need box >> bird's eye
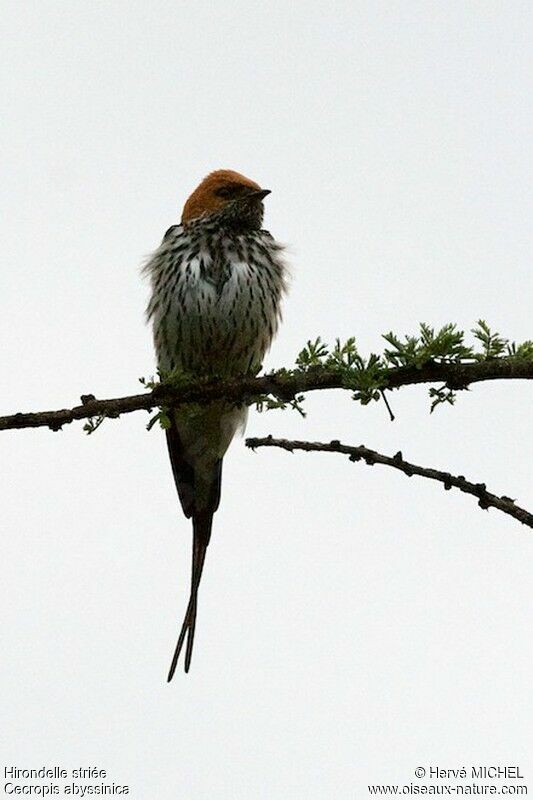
[215,186,235,199]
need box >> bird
[144,170,288,679]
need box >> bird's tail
[167,510,213,681]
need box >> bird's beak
[251,189,271,201]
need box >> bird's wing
[165,421,195,519]
[165,420,223,519]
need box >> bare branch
[245,436,533,529]
[0,357,531,433]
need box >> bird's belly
[155,261,272,464]
[146,231,286,467]
[158,259,277,378]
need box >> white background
[1,1,532,797]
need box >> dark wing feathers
[165,423,195,518]
[165,418,223,678]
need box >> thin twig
[245,436,533,529]
[380,390,395,421]
[0,358,531,433]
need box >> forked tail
[167,511,213,681]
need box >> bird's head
[181,170,271,231]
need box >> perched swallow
[144,170,288,679]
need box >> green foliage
[293,321,532,413]
[139,374,159,390]
[254,393,306,417]
[472,320,533,361]
[382,323,474,367]
[296,337,384,404]
[507,340,533,359]
[83,415,107,435]
[146,410,171,431]
[141,371,200,431]
[138,321,531,426]
[472,320,507,359]
[295,337,329,368]
[139,376,171,430]
[428,385,457,413]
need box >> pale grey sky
[1,1,532,798]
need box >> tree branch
[245,436,533,529]
[0,357,531,433]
